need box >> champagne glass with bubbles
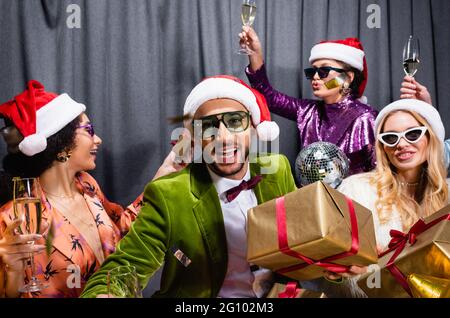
[107,265,143,298]
[238,0,257,55]
[13,177,47,293]
[403,35,420,77]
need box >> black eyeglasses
[193,111,250,139]
[304,66,346,80]
[77,123,95,137]
[378,126,428,147]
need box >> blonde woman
[400,75,450,167]
[338,99,449,250]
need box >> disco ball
[295,141,350,189]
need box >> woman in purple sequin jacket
[239,27,379,175]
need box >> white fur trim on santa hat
[183,78,261,125]
[358,96,368,104]
[375,99,445,142]
[256,120,280,141]
[18,133,47,156]
[18,93,86,156]
[309,42,364,71]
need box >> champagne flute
[237,0,257,55]
[107,265,142,298]
[403,35,420,77]
[13,177,47,293]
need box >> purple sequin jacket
[246,64,379,175]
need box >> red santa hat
[375,99,445,142]
[183,75,279,141]
[0,80,86,156]
[309,37,368,100]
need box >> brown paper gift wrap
[247,181,378,281]
[357,207,450,298]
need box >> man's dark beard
[207,147,250,178]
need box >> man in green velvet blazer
[81,76,296,298]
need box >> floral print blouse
[0,172,143,298]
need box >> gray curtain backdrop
[1,0,449,205]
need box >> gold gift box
[247,181,378,281]
[358,207,450,298]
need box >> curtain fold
[40,0,60,28]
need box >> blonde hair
[371,110,448,230]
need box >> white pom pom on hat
[375,99,445,142]
[0,80,86,156]
[18,133,47,156]
[183,75,279,141]
[256,121,280,142]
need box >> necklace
[47,195,95,227]
[43,189,76,199]
[41,178,77,199]
[393,171,423,188]
[47,195,105,263]
[399,181,419,187]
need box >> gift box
[357,206,450,298]
[247,181,378,281]
[266,282,326,298]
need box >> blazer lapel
[250,159,283,204]
[188,158,283,296]
[190,164,228,297]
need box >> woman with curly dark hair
[0,80,178,297]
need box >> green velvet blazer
[81,154,296,298]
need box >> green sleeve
[80,182,171,298]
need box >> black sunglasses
[193,111,250,139]
[304,66,346,80]
[77,123,95,137]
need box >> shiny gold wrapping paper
[247,181,378,280]
[408,274,450,298]
[358,207,450,298]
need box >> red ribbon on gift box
[275,195,359,275]
[278,282,301,298]
[378,212,450,297]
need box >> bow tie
[224,175,262,203]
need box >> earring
[56,151,72,163]
[340,82,351,96]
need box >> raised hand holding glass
[237,0,257,55]
[13,177,48,293]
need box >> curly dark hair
[0,116,80,205]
